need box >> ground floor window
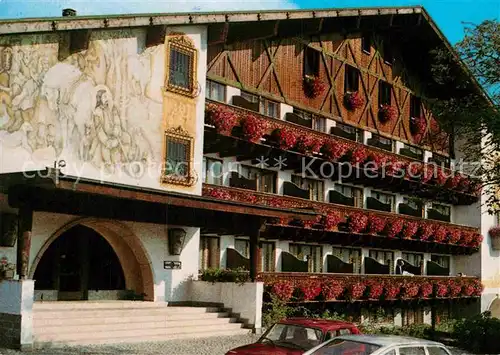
[234,238,250,258]
[261,242,275,272]
[289,244,322,272]
[402,307,424,326]
[199,236,220,271]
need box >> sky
[0,0,498,44]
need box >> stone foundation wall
[0,313,21,348]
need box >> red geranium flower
[271,281,295,301]
[321,140,350,161]
[323,280,345,300]
[448,280,462,297]
[344,91,365,110]
[367,215,386,234]
[420,282,433,298]
[433,225,448,243]
[303,76,327,98]
[208,188,231,200]
[299,280,322,301]
[384,218,404,238]
[321,212,343,231]
[295,135,322,154]
[379,104,398,123]
[402,221,418,239]
[348,282,366,300]
[271,128,297,150]
[384,282,401,299]
[418,223,434,241]
[349,146,368,166]
[348,212,368,233]
[365,280,384,299]
[206,103,238,135]
[401,281,420,298]
[434,281,449,297]
[241,114,268,143]
[447,229,462,245]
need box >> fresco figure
[0,47,14,130]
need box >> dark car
[225,318,361,355]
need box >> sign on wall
[164,261,182,269]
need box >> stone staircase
[32,301,250,348]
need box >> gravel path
[0,335,476,355]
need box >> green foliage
[452,311,500,353]
[262,295,292,328]
[199,267,250,284]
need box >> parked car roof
[331,334,444,347]
[279,318,358,331]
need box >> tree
[429,19,500,212]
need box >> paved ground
[0,335,477,355]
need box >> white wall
[190,280,263,330]
[0,25,207,197]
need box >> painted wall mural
[0,30,165,180]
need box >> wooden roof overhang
[0,170,317,234]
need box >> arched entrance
[31,218,155,301]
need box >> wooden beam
[146,25,167,48]
[16,204,32,279]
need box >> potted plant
[303,75,327,98]
[489,227,500,250]
[344,91,364,111]
[0,257,15,280]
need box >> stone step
[33,301,169,310]
[33,311,231,327]
[33,306,222,319]
[33,323,246,343]
[34,317,239,334]
[34,328,251,348]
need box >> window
[166,35,197,96]
[403,144,423,158]
[234,239,250,258]
[402,252,423,267]
[291,175,325,202]
[335,122,363,143]
[261,242,275,272]
[410,95,421,119]
[163,127,194,186]
[206,80,225,102]
[403,197,422,213]
[432,203,451,216]
[361,34,371,53]
[289,244,322,272]
[372,191,395,211]
[399,346,425,355]
[427,347,451,355]
[378,81,392,106]
[344,65,360,93]
[369,250,393,267]
[304,46,320,77]
[241,91,280,119]
[239,165,277,194]
[382,40,393,65]
[199,236,220,271]
[334,184,364,208]
[431,254,450,268]
[202,157,223,185]
[402,308,424,326]
[313,116,327,133]
[332,247,361,273]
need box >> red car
[225,318,361,355]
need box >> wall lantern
[168,228,187,255]
[489,227,500,251]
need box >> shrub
[199,267,250,284]
[452,312,500,354]
[262,295,292,328]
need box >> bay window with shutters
[199,236,220,271]
[289,244,322,272]
[202,156,223,185]
[291,175,325,202]
[332,247,361,273]
[163,127,194,186]
[260,242,275,272]
[239,165,277,194]
[166,34,197,97]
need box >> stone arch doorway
[489,297,500,319]
[30,218,155,301]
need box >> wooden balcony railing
[202,184,482,251]
[256,272,482,303]
[205,100,479,205]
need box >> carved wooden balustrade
[202,184,482,252]
[256,272,483,303]
[204,99,479,205]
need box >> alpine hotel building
[0,5,499,349]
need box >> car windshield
[310,339,382,355]
[259,323,323,350]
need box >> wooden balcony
[256,272,482,303]
[202,184,481,255]
[204,100,479,206]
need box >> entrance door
[34,225,125,301]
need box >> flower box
[344,92,364,111]
[303,76,327,98]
